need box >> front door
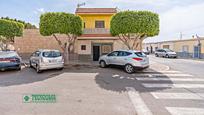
[93,46,100,61]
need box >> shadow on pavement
[0,64,173,94]
[95,66,174,93]
[0,68,64,87]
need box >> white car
[99,50,149,74]
[155,49,177,58]
[29,49,64,73]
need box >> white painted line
[134,73,193,77]
[142,71,181,73]
[125,87,152,115]
[136,77,204,82]
[151,92,204,100]
[166,107,204,115]
[142,83,204,88]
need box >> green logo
[23,94,56,103]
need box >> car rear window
[42,51,61,58]
[134,52,146,57]
[0,52,17,58]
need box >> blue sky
[1,0,204,42]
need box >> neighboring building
[144,38,204,58]
[14,8,135,61]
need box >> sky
[0,0,204,43]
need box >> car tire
[165,54,169,58]
[36,64,42,73]
[124,64,135,74]
[29,61,33,68]
[17,65,21,71]
[100,60,107,68]
[58,67,64,70]
[155,54,159,57]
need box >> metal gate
[193,45,201,58]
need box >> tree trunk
[64,43,69,65]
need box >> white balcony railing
[83,28,110,34]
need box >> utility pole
[179,32,183,40]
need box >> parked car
[0,51,21,71]
[99,50,149,74]
[155,49,177,58]
[142,49,150,55]
[29,49,64,73]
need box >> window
[95,21,105,28]
[101,45,112,54]
[118,51,132,56]
[182,45,189,52]
[81,45,86,50]
[135,52,146,57]
[107,51,119,56]
[42,51,61,58]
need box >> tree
[39,12,82,64]
[110,11,159,50]
[1,17,37,29]
[0,19,24,50]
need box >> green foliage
[110,11,160,37]
[1,17,37,29]
[40,12,82,36]
[0,19,24,40]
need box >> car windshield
[42,51,61,58]
[134,52,146,57]
[0,52,17,58]
[164,49,174,52]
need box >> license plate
[49,60,57,63]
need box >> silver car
[99,50,149,74]
[155,49,177,58]
[30,49,64,73]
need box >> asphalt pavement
[0,56,203,115]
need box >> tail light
[9,58,17,62]
[0,58,18,62]
[132,57,143,61]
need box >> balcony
[83,28,110,34]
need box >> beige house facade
[144,38,204,58]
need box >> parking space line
[142,83,204,88]
[141,71,181,73]
[133,73,193,77]
[151,92,204,100]
[125,87,152,115]
[136,77,204,81]
[166,107,204,115]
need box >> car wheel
[100,60,107,68]
[17,65,21,71]
[36,64,42,73]
[124,64,135,74]
[165,54,169,58]
[58,67,64,70]
[29,61,33,68]
[155,54,159,57]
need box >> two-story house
[14,8,130,61]
[75,8,128,61]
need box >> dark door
[93,46,100,61]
